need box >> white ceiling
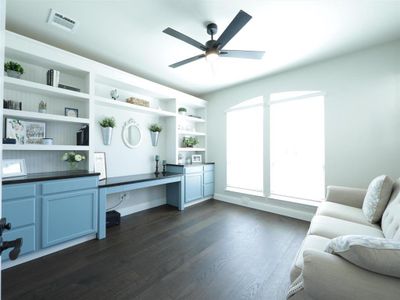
[6,0,400,96]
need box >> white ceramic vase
[101,127,113,145]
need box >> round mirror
[122,119,142,148]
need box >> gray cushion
[382,178,400,240]
[326,235,400,278]
[362,175,394,223]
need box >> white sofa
[289,178,400,300]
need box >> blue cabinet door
[42,189,98,248]
[185,173,203,203]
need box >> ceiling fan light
[206,48,219,63]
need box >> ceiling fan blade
[169,54,206,68]
[220,50,265,60]
[163,27,207,51]
[216,10,252,49]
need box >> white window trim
[226,187,265,197]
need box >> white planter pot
[7,70,22,78]
[150,131,159,147]
[101,127,113,145]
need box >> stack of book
[3,99,22,110]
[47,69,60,87]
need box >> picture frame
[2,159,27,178]
[192,154,202,164]
[65,107,79,118]
[5,118,46,144]
[94,152,107,180]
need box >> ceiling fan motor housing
[207,23,218,36]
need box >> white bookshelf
[177,147,206,152]
[3,144,90,151]
[176,115,206,123]
[177,130,206,136]
[3,109,90,124]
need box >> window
[226,97,264,196]
[270,91,325,201]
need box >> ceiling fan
[163,10,265,68]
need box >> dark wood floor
[2,200,308,300]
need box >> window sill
[225,187,265,197]
[268,194,321,207]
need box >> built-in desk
[97,172,184,239]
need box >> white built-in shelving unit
[2,31,208,172]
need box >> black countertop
[3,170,100,185]
[98,172,183,188]
[166,162,215,167]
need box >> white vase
[150,131,159,147]
[101,127,113,145]
[7,70,22,78]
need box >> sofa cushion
[325,235,400,278]
[317,202,379,228]
[309,216,384,239]
[382,178,400,241]
[290,235,331,282]
[362,175,394,223]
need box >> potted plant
[38,101,47,113]
[182,137,199,148]
[4,61,24,78]
[62,152,86,169]
[149,123,162,147]
[99,117,116,145]
[178,107,187,115]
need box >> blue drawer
[42,176,98,195]
[204,164,215,171]
[3,184,36,201]
[185,166,203,174]
[2,225,36,261]
[204,183,214,197]
[3,198,35,228]
[204,171,214,184]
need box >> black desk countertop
[98,172,183,188]
[3,170,100,185]
[166,162,215,167]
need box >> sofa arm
[301,250,400,300]
[326,186,366,208]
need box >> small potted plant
[183,137,199,148]
[62,152,86,169]
[38,101,47,113]
[178,107,187,115]
[149,123,162,147]
[4,61,24,79]
[99,117,116,145]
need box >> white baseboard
[214,193,314,221]
[2,234,97,270]
[116,198,166,217]
[184,196,212,207]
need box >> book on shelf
[3,99,22,110]
[46,69,60,87]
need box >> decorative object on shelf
[178,107,187,115]
[3,138,16,144]
[99,117,116,145]
[94,152,107,180]
[41,138,53,145]
[2,159,27,178]
[154,155,160,175]
[186,157,191,164]
[192,154,202,164]
[122,118,142,149]
[76,125,89,146]
[162,160,167,175]
[46,69,60,87]
[3,99,22,110]
[188,114,202,119]
[126,97,149,107]
[182,136,199,148]
[65,107,79,118]
[38,101,47,113]
[62,152,86,170]
[110,89,119,100]
[5,118,46,144]
[58,83,81,92]
[4,61,24,78]
[149,123,162,147]
[178,153,184,165]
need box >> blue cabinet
[185,173,203,203]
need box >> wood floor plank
[2,200,309,300]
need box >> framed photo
[65,107,79,118]
[5,118,46,144]
[192,154,202,164]
[2,159,27,178]
[94,152,107,180]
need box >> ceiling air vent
[47,9,79,32]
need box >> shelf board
[4,77,90,101]
[177,130,206,136]
[3,109,90,124]
[177,115,206,123]
[95,96,176,117]
[178,147,206,152]
[3,144,90,151]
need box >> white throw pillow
[362,175,394,223]
[326,235,400,278]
